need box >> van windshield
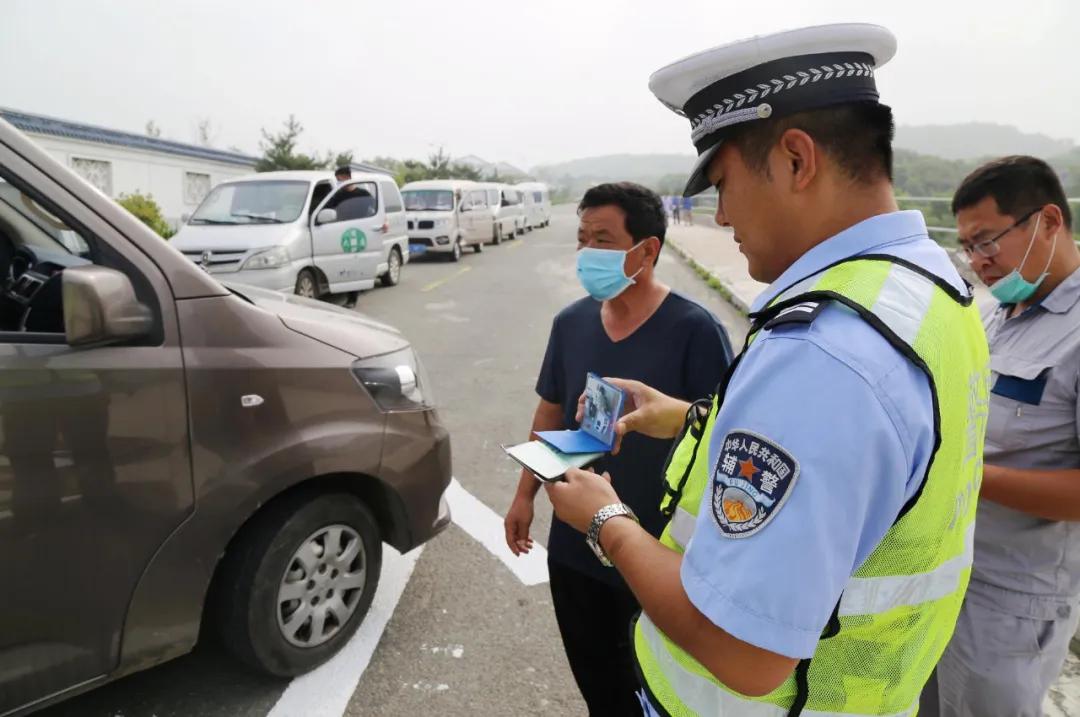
[403,190,455,211]
[190,180,309,225]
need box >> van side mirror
[63,266,153,347]
[459,204,471,213]
[500,199,510,207]
[316,208,338,225]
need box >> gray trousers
[921,585,1079,717]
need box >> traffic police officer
[922,156,1080,716]
[545,24,991,716]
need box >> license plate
[409,244,427,255]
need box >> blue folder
[535,373,625,455]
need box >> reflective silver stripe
[668,506,696,549]
[638,615,916,716]
[771,274,821,307]
[840,521,974,617]
[870,264,935,345]
[671,518,972,617]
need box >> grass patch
[668,241,747,317]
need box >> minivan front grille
[181,249,247,272]
[418,220,435,230]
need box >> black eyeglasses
[960,207,1041,258]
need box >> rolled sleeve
[681,330,924,658]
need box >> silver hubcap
[297,274,316,298]
[389,252,401,283]
[276,524,366,648]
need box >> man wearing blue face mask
[503,181,733,715]
[922,156,1080,717]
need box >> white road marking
[267,480,547,716]
[445,478,549,586]
[266,544,423,717]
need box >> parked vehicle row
[171,170,410,300]
[401,179,551,262]
[0,116,452,715]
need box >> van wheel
[449,239,462,262]
[491,225,501,246]
[474,241,483,254]
[295,269,319,299]
[213,493,381,677]
[380,247,402,287]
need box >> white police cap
[649,23,897,196]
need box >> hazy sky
[3,0,1077,169]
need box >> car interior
[0,180,94,335]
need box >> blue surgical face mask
[990,213,1055,304]
[576,242,646,301]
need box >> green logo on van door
[341,228,367,253]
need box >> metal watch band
[586,503,639,567]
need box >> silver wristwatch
[586,503,639,567]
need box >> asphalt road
[38,203,746,717]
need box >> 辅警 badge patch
[711,430,800,538]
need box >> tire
[294,269,319,299]
[449,238,462,262]
[380,247,402,287]
[490,225,502,246]
[213,493,382,677]
[473,241,483,254]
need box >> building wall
[25,134,255,227]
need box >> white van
[172,171,409,298]
[477,182,525,244]
[401,180,494,261]
[516,182,552,231]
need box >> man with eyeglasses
[922,155,1080,717]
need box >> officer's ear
[775,128,817,193]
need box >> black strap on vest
[786,599,843,717]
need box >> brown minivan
[0,120,452,716]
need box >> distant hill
[455,154,527,179]
[531,153,694,181]
[895,123,1075,161]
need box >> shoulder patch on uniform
[763,301,826,330]
[711,430,800,538]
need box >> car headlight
[435,218,452,228]
[241,246,290,270]
[351,348,435,412]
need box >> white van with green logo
[172,170,409,298]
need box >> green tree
[118,192,174,239]
[255,115,350,172]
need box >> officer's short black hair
[578,182,666,252]
[952,155,1072,229]
[728,102,895,184]
[335,165,352,179]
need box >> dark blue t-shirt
[536,291,733,586]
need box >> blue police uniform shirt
[681,210,968,659]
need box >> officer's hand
[545,468,619,534]
[604,378,691,455]
[503,493,535,556]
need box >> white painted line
[446,478,549,586]
[267,544,423,717]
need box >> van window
[487,190,499,206]
[308,181,334,218]
[403,190,455,211]
[533,191,543,203]
[0,172,159,340]
[381,183,403,213]
[191,181,308,224]
[324,182,378,222]
[466,190,486,208]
